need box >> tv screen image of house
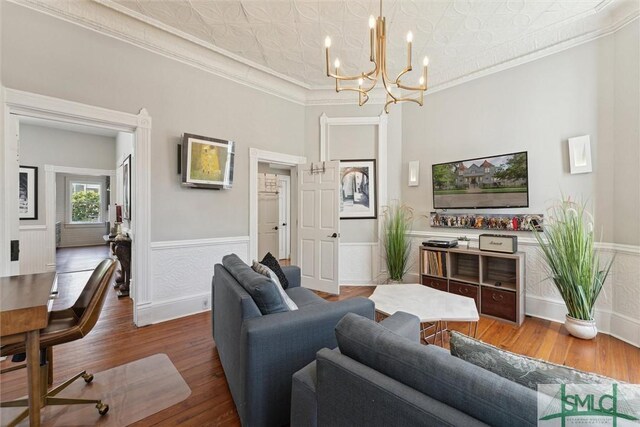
[432,151,529,209]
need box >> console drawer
[449,281,479,310]
[421,276,447,292]
[481,287,516,323]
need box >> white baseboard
[136,292,211,326]
[526,295,639,347]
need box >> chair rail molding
[249,148,306,262]
[2,88,152,326]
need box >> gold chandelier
[324,0,429,113]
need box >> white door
[277,175,290,260]
[258,192,279,259]
[297,161,340,294]
[3,115,21,275]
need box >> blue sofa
[212,254,374,427]
[291,313,539,427]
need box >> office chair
[1,258,118,426]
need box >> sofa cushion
[252,261,298,311]
[222,254,288,315]
[285,287,327,308]
[260,252,289,289]
[335,313,538,427]
[449,331,618,390]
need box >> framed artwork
[339,159,376,219]
[122,155,131,220]
[181,133,235,189]
[19,165,38,220]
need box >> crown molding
[8,0,639,108]
[9,0,308,105]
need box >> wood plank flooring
[1,284,638,426]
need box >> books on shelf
[422,250,447,277]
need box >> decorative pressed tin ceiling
[110,0,638,89]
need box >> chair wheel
[82,373,94,383]
[96,403,109,415]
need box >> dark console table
[103,234,132,298]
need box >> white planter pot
[565,315,598,339]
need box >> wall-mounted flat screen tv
[432,151,529,209]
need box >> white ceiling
[110,0,638,89]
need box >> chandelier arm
[396,82,427,91]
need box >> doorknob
[282,223,287,226]
[327,232,338,238]
[273,226,279,231]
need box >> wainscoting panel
[143,236,250,325]
[19,225,54,274]
[339,242,379,285]
[408,231,640,347]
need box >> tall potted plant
[381,202,414,283]
[532,198,613,339]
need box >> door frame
[319,113,389,280]
[1,88,152,326]
[249,148,305,262]
[277,175,291,260]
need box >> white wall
[613,21,640,247]
[402,34,616,240]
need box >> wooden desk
[1,272,57,426]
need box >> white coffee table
[369,284,479,345]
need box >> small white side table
[369,284,479,345]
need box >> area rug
[1,353,191,426]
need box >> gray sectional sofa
[212,254,374,427]
[291,312,539,427]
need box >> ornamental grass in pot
[532,198,613,339]
[382,202,414,283]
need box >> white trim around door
[2,88,152,326]
[249,148,306,262]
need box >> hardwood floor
[1,284,638,426]
[56,245,111,273]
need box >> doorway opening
[248,149,306,264]
[257,163,291,265]
[2,89,151,326]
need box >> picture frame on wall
[19,165,38,220]
[122,155,131,220]
[181,133,235,190]
[339,159,377,219]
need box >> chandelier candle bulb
[369,16,375,61]
[324,36,331,48]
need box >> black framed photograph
[122,155,131,220]
[181,133,235,190]
[19,165,38,220]
[339,159,377,219]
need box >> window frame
[66,178,105,225]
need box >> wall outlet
[202,297,209,310]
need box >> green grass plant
[382,202,414,281]
[532,198,613,321]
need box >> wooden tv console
[419,246,525,326]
